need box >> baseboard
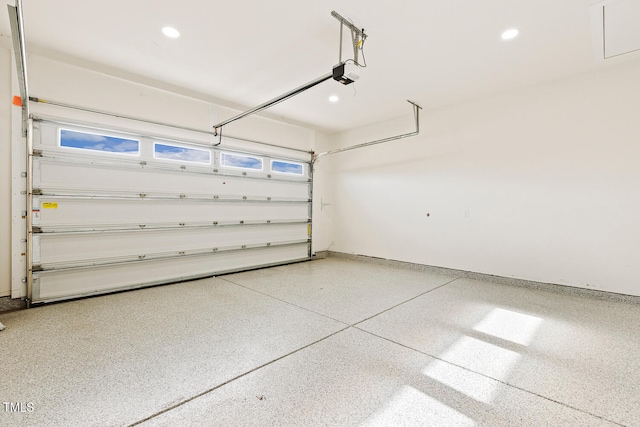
[0,296,28,312]
[312,251,329,259]
[326,251,640,305]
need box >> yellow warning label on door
[307,224,312,236]
[42,202,58,209]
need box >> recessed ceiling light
[162,27,181,38]
[501,29,519,40]
[329,95,339,103]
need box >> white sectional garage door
[30,119,312,303]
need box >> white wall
[26,55,316,153]
[319,60,640,296]
[0,46,12,297]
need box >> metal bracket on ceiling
[212,11,367,135]
[331,10,367,66]
[312,100,423,164]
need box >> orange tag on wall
[13,96,23,106]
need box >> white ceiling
[1,0,639,133]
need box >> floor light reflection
[437,336,521,381]
[422,308,543,404]
[473,308,543,346]
[362,385,475,427]
[424,359,498,403]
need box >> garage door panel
[35,223,309,265]
[30,119,313,303]
[33,197,309,226]
[33,244,309,302]
[36,159,310,199]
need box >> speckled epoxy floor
[0,256,638,426]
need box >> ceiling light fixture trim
[501,28,519,40]
[162,27,181,38]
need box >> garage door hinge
[32,226,42,233]
[32,188,42,195]
[32,150,43,157]
[32,264,43,272]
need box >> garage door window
[59,129,140,155]
[271,160,304,175]
[221,152,263,171]
[154,143,211,164]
